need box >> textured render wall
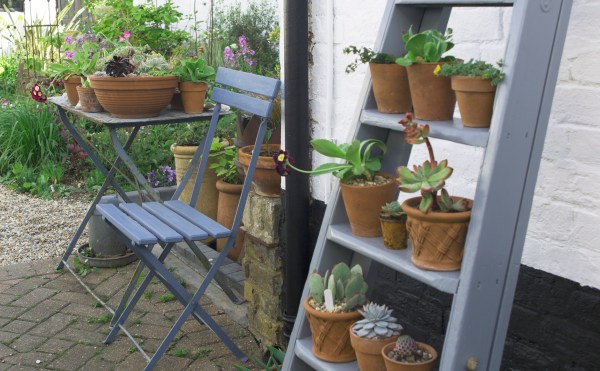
[309,1,600,289]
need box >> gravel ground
[0,184,90,266]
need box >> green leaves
[396,27,455,66]
[176,57,216,83]
[439,59,505,86]
[396,160,453,212]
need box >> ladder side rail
[440,1,572,369]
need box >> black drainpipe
[281,0,310,342]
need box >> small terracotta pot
[215,179,244,261]
[237,144,281,197]
[339,174,398,237]
[369,63,412,114]
[304,297,362,363]
[401,196,472,271]
[75,86,103,113]
[179,81,208,114]
[406,62,455,121]
[380,215,408,250]
[63,75,82,105]
[381,342,438,371]
[451,75,497,128]
[349,328,399,371]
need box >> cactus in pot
[308,262,367,313]
[380,201,408,250]
[382,334,438,370]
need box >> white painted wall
[308,1,600,289]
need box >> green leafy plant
[48,42,101,87]
[87,313,113,324]
[352,303,403,339]
[176,56,216,83]
[380,201,406,220]
[343,46,397,73]
[273,139,387,183]
[395,27,455,66]
[158,293,176,303]
[437,59,505,86]
[308,262,368,313]
[209,145,241,184]
[234,345,285,371]
[396,113,470,213]
[172,348,189,357]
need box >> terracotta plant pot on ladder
[451,75,497,128]
[405,62,455,121]
[370,63,412,113]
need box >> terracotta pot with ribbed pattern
[401,196,472,271]
[88,75,177,118]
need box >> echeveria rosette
[397,160,453,213]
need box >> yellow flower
[277,153,286,162]
[433,64,441,76]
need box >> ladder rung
[396,0,514,6]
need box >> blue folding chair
[96,68,281,370]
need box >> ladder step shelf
[295,337,357,371]
[396,0,514,6]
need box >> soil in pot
[401,196,472,271]
[64,75,82,105]
[370,63,412,114]
[451,75,497,128]
[380,215,408,250]
[339,174,398,237]
[304,297,362,363]
[76,86,103,113]
[406,62,455,121]
[215,179,245,262]
[237,144,281,197]
[381,341,438,371]
[350,329,399,371]
[179,81,208,114]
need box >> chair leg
[110,260,146,327]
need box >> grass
[158,293,176,303]
[193,347,213,360]
[143,290,154,300]
[172,348,189,357]
[88,313,113,324]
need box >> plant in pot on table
[350,303,403,371]
[274,138,397,236]
[305,262,368,362]
[396,113,472,271]
[381,334,438,371]
[343,46,411,113]
[395,27,456,121]
[175,55,216,114]
[436,59,505,128]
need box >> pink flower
[64,50,75,60]
[118,36,125,42]
[1,98,8,107]
[123,31,131,39]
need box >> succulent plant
[380,201,406,220]
[105,56,135,77]
[394,335,418,356]
[387,334,435,363]
[396,113,470,213]
[308,262,367,313]
[352,303,403,339]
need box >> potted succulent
[381,334,438,371]
[48,40,102,111]
[274,139,398,237]
[305,262,368,362]
[380,201,408,250]
[88,45,178,118]
[396,27,456,121]
[437,59,505,128]
[349,303,403,371]
[175,56,216,114]
[209,144,245,261]
[343,46,411,114]
[396,113,472,271]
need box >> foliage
[343,46,397,73]
[104,56,135,77]
[86,0,189,57]
[274,139,387,183]
[308,262,368,313]
[396,27,455,66]
[209,145,241,184]
[147,165,176,188]
[172,115,236,146]
[352,303,403,339]
[381,201,405,220]
[396,113,470,213]
[0,54,20,95]
[176,56,216,83]
[100,46,173,77]
[48,41,101,86]
[437,59,505,86]
[234,345,285,371]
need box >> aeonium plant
[273,138,388,184]
[396,113,470,213]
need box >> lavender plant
[147,165,176,188]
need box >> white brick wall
[308,2,600,289]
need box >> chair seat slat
[164,200,231,238]
[120,203,183,243]
[142,202,208,241]
[96,204,157,245]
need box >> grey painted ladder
[282,0,572,370]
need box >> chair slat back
[215,68,280,98]
[211,87,272,117]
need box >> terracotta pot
[63,75,82,105]
[349,328,399,371]
[380,215,408,250]
[369,63,411,114]
[405,62,455,121]
[75,86,103,113]
[401,196,472,271]
[179,81,208,114]
[304,297,362,363]
[381,342,438,371]
[237,144,281,198]
[171,144,219,221]
[451,75,497,128]
[234,114,281,148]
[215,179,244,261]
[88,75,178,118]
[170,91,184,111]
[339,174,398,237]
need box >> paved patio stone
[0,306,27,320]
[17,299,68,323]
[0,294,16,306]
[45,344,97,371]
[36,338,75,354]
[1,350,56,367]
[1,320,37,335]
[10,287,57,308]
[8,334,47,353]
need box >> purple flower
[147,166,177,188]
[224,46,235,66]
[30,84,47,103]
[64,50,75,60]
[64,36,73,44]
[273,149,293,176]
[1,98,8,107]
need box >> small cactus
[387,334,435,363]
[394,335,418,356]
[381,201,406,220]
[307,262,368,313]
[352,303,403,339]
